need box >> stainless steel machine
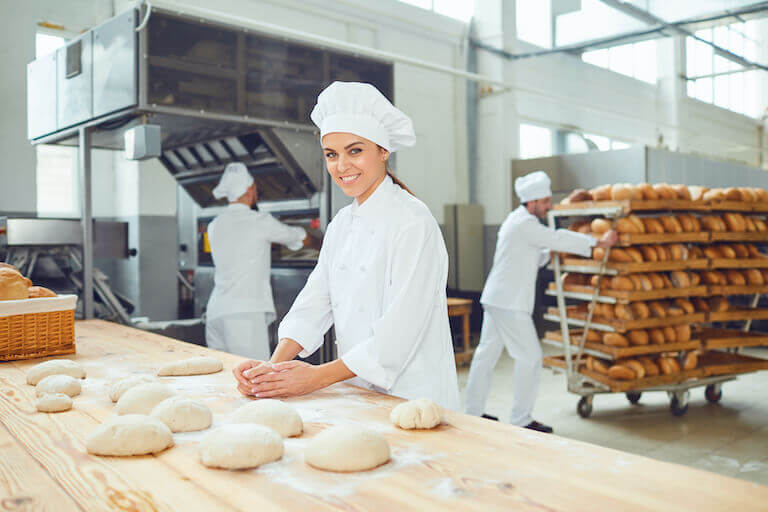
[26,5,394,360]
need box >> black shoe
[524,420,553,434]
[481,413,499,421]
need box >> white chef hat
[310,81,416,152]
[213,162,254,201]
[515,170,552,203]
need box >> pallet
[561,258,709,273]
[554,199,708,213]
[543,355,704,392]
[617,232,710,245]
[547,283,708,303]
[708,307,768,322]
[546,308,704,332]
[698,351,768,377]
[707,284,768,296]
[543,330,701,360]
[709,258,768,269]
[698,328,768,349]
[709,232,768,242]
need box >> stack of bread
[0,263,57,301]
[561,183,768,205]
[585,351,699,381]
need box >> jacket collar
[350,175,394,218]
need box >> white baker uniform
[206,204,306,360]
[278,176,460,410]
[465,205,595,425]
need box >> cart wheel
[670,391,689,417]
[705,384,723,403]
[626,392,642,405]
[577,396,593,418]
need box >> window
[398,0,474,22]
[516,0,551,48]
[519,124,553,159]
[582,40,658,84]
[35,32,79,218]
[685,22,766,118]
[563,131,631,154]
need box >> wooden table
[1,320,766,511]
[447,297,474,366]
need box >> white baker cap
[310,81,416,152]
[213,162,254,201]
[515,170,552,203]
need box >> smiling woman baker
[232,81,460,409]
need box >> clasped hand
[232,359,322,398]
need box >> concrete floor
[457,345,768,486]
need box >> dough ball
[36,374,81,397]
[26,359,85,385]
[229,399,303,437]
[390,398,443,430]
[151,396,212,432]
[199,424,283,470]
[109,375,157,402]
[86,415,174,456]
[157,356,222,376]
[36,393,73,413]
[115,383,174,415]
[305,425,390,472]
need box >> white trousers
[205,312,272,361]
[464,305,542,426]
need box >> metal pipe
[78,126,94,319]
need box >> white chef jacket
[278,176,460,410]
[206,204,306,321]
[480,205,596,314]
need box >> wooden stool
[447,298,474,366]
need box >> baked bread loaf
[638,183,658,200]
[723,187,742,201]
[744,217,757,232]
[654,245,671,261]
[723,212,747,232]
[616,218,640,233]
[745,269,765,286]
[674,299,695,314]
[662,326,677,343]
[584,330,603,343]
[709,296,730,312]
[719,245,737,259]
[701,215,727,232]
[658,357,681,375]
[648,328,666,345]
[676,214,696,232]
[725,270,746,286]
[611,184,633,201]
[754,218,768,232]
[631,302,651,319]
[566,189,593,203]
[628,330,649,346]
[610,276,634,291]
[640,246,659,262]
[608,364,637,381]
[648,273,665,289]
[570,220,591,233]
[670,271,690,288]
[661,216,683,233]
[754,188,768,202]
[703,188,725,201]
[687,186,708,201]
[653,184,676,200]
[688,246,704,259]
[603,333,629,347]
[642,217,665,234]
[625,247,644,263]
[731,243,750,258]
[683,351,698,370]
[624,359,646,379]
[590,218,612,234]
[648,301,667,318]
[672,185,691,200]
[668,244,688,261]
[628,274,653,291]
[638,356,660,376]
[675,324,692,343]
[0,268,30,301]
[688,271,701,286]
[747,244,761,258]
[28,286,57,298]
[739,188,756,202]
[591,358,610,375]
[614,304,635,320]
[591,184,613,201]
[692,298,710,312]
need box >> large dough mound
[36,374,82,398]
[229,399,303,437]
[305,425,390,472]
[390,398,443,430]
[157,356,222,376]
[36,393,73,413]
[151,396,212,432]
[116,383,174,415]
[26,359,85,385]
[199,424,283,470]
[109,375,157,402]
[86,415,173,456]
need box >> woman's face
[322,132,389,202]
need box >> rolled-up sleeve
[277,234,332,358]
[519,219,596,258]
[263,215,306,251]
[341,218,445,390]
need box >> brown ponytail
[387,171,412,195]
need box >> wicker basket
[0,295,77,361]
